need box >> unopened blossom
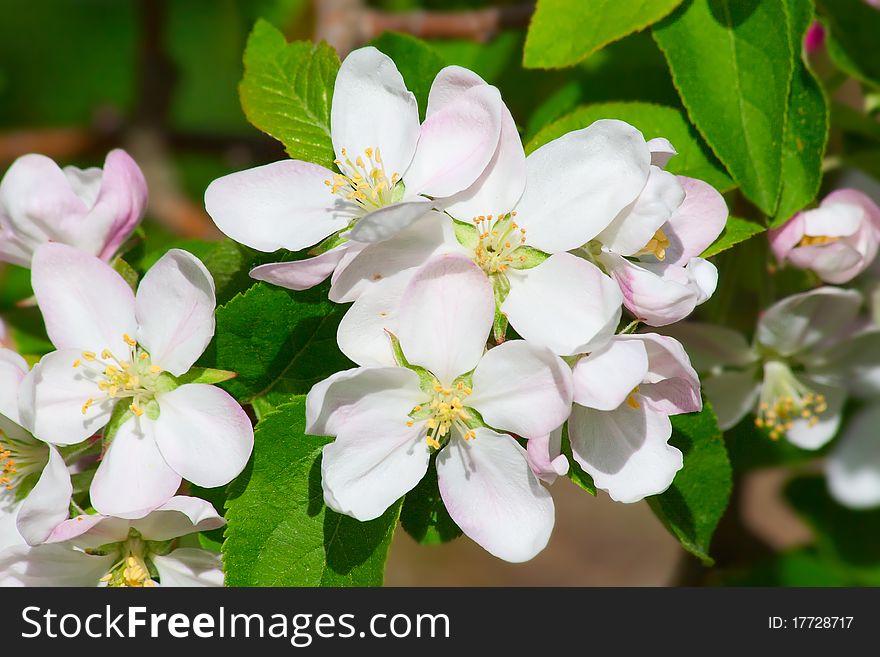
[769,189,880,284]
[667,287,880,449]
[22,243,254,519]
[207,49,504,292]
[0,496,224,587]
[0,150,147,267]
[825,404,880,509]
[307,255,573,562]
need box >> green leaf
[647,404,732,564]
[224,399,400,586]
[701,216,767,258]
[718,547,851,586]
[370,32,445,120]
[203,282,352,406]
[524,0,684,69]
[239,19,339,169]
[772,0,829,227]
[817,0,880,89]
[526,101,733,192]
[400,454,462,545]
[653,0,794,215]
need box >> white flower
[0,150,147,267]
[306,255,573,562]
[206,49,504,290]
[22,243,254,519]
[825,404,880,509]
[668,287,880,449]
[0,496,224,587]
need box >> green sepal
[111,256,139,292]
[308,231,349,257]
[508,245,549,270]
[452,218,479,250]
[392,180,406,203]
[387,330,437,395]
[102,401,132,444]
[173,367,238,386]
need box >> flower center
[324,147,400,215]
[797,234,839,247]
[407,381,476,450]
[472,212,527,275]
[72,333,163,418]
[98,536,157,588]
[635,228,670,261]
[755,361,827,440]
[0,429,48,493]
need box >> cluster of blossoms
[0,151,254,585]
[205,48,728,561]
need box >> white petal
[0,498,25,551]
[250,244,348,292]
[347,199,433,243]
[46,515,126,548]
[647,137,676,168]
[153,548,224,587]
[597,165,685,256]
[503,253,622,355]
[136,249,215,376]
[0,544,115,587]
[306,367,425,437]
[0,347,28,424]
[337,276,407,367]
[515,119,651,253]
[784,379,845,450]
[397,255,494,384]
[568,402,682,503]
[660,322,757,371]
[526,426,569,485]
[331,47,420,177]
[403,84,503,198]
[469,340,573,438]
[437,427,554,562]
[23,349,115,445]
[153,384,254,488]
[321,407,429,521]
[630,333,702,415]
[826,404,880,509]
[688,257,718,304]
[757,287,862,357]
[31,242,136,356]
[204,160,347,252]
[16,446,72,546]
[90,416,181,519]
[131,495,225,541]
[701,369,761,430]
[571,338,649,410]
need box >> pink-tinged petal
[662,177,728,266]
[629,333,702,415]
[251,244,348,292]
[397,255,494,384]
[321,407,429,521]
[602,252,700,327]
[152,548,224,587]
[91,149,148,260]
[647,137,676,168]
[131,495,224,541]
[469,340,573,438]
[784,377,845,450]
[22,349,115,446]
[16,446,72,546]
[503,253,622,356]
[437,427,554,563]
[568,402,681,503]
[802,203,862,237]
[826,404,880,509]
[768,213,806,262]
[516,119,650,253]
[337,276,407,367]
[331,47,420,178]
[204,160,347,252]
[403,85,503,199]
[425,65,485,114]
[824,188,880,232]
[804,21,825,53]
[31,243,136,356]
[306,367,425,437]
[701,370,761,430]
[45,514,115,546]
[153,384,253,488]
[787,241,865,283]
[571,338,649,411]
[346,198,433,243]
[757,287,862,356]
[0,544,115,587]
[660,322,757,372]
[688,257,718,303]
[526,427,569,485]
[597,166,685,256]
[0,347,28,424]
[90,416,181,519]
[136,249,215,376]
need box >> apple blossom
[769,189,880,284]
[307,255,573,562]
[667,287,880,449]
[825,404,880,509]
[0,496,224,587]
[207,49,504,292]
[0,149,147,267]
[22,243,254,519]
